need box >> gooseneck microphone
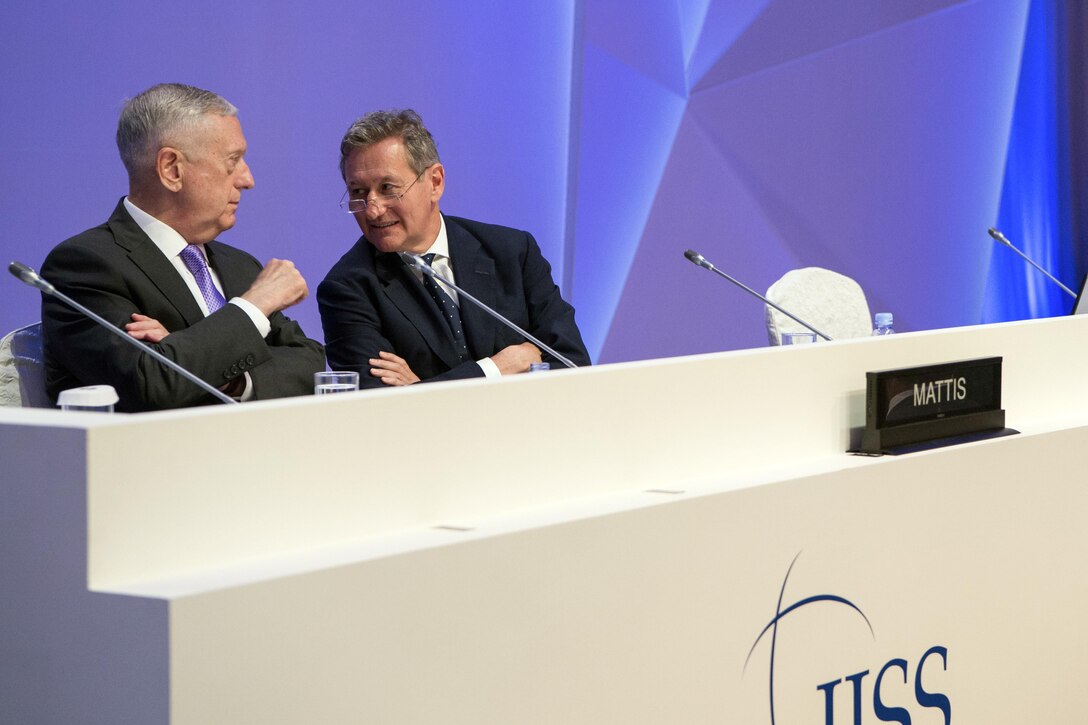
[987,227,1077,299]
[8,261,238,405]
[9,261,56,294]
[401,253,579,368]
[682,249,833,341]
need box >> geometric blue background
[1,0,1082,365]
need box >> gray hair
[339,109,440,179]
[116,83,238,181]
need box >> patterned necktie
[421,253,469,361]
[179,244,227,314]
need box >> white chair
[0,322,51,407]
[765,268,872,345]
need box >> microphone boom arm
[404,254,579,368]
[9,261,238,405]
[987,227,1077,299]
[683,250,833,341]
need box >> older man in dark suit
[318,109,589,388]
[41,83,324,411]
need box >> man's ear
[157,147,184,192]
[428,163,445,202]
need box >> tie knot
[421,253,437,265]
[180,244,206,269]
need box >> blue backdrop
[1,0,1081,364]
[985,0,1076,321]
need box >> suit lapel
[205,243,247,298]
[374,250,463,369]
[106,201,204,327]
[447,218,497,360]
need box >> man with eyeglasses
[40,83,325,411]
[318,109,589,388]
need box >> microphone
[9,260,56,294]
[987,227,1076,299]
[683,249,713,271]
[682,249,833,341]
[400,253,580,368]
[9,261,238,405]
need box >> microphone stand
[683,249,833,341]
[9,261,238,405]
[401,254,580,368]
[987,228,1076,299]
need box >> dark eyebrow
[349,174,402,188]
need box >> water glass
[314,371,359,394]
[58,385,119,412]
[781,332,817,345]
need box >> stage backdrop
[1,0,1081,366]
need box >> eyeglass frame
[338,166,431,215]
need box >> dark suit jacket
[41,199,326,412]
[317,215,589,388]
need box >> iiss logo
[745,554,952,725]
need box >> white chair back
[765,268,872,345]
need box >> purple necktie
[179,245,226,314]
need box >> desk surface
[4,314,1088,592]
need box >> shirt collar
[422,215,449,260]
[123,196,202,261]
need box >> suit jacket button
[246,354,256,365]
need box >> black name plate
[860,356,1007,453]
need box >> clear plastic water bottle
[872,312,894,336]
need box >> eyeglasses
[339,168,428,214]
